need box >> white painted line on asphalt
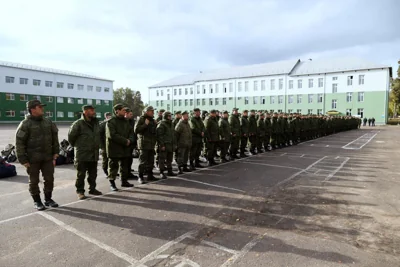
[280,153,287,156]
[0,212,39,225]
[310,144,314,146]
[39,212,145,267]
[183,172,222,177]
[0,189,27,198]
[300,154,305,157]
[325,145,329,147]
[342,131,379,150]
[239,161,304,171]
[170,177,246,193]
[335,156,339,159]
[324,157,350,182]
[199,239,239,255]
[359,132,380,149]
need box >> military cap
[124,107,132,113]
[182,111,189,115]
[193,108,200,112]
[105,112,112,117]
[159,109,165,113]
[223,110,229,114]
[250,109,256,113]
[82,105,95,111]
[113,104,125,111]
[26,99,46,109]
[202,110,208,115]
[210,109,217,113]
[145,106,154,111]
[232,107,239,111]
[175,110,182,115]
[243,110,249,113]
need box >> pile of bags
[56,139,74,165]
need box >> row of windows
[1,110,104,118]
[4,76,110,92]
[156,75,366,97]
[4,93,110,105]
[155,92,365,107]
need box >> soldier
[204,110,219,166]
[189,108,205,169]
[124,108,138,179]
[264,113,272,150]
[106,104,135,191]
[173,111,182,128]
[219,110,231,163]
[363,117,367,126]
[229,108,241,159]
[240,110,249,157]
[156,111,177,179]
[68,105,102,199]
[135,106,157,184]
[271,113,279,149]
[15,100,59,210]
[257,113,266,153]
[156,109,165,124]
[248,110,258,155]
[175,111,192,174]
[99,112,112,176]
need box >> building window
[167,94,170,100]
[288,95,293,104]
[87,85,93,91]
[45,81,52,87]
[308,79,313,88]
[261,80,265,91]
[278,95,283,104]
[209,84,213,94]
[346,92,352,102]
[238,97,242,100]
[253,96,257,104]
[68,98,74,104]
[261,96,265,104]
[68,112,74,118]
[229,83,233,92]
[244,81,249,92]
[45,111,53,117]
[87,99,92,105]
[185,88,188,95]
[222,83,226,93]
[96,86,101,92]
[196,99,200,106]
[332,99,337,109]
[297,95,302,104]
[19,110,27,117]
[96,99,101,105]
[346,109,352,116]
[332,76,338,81]
[215,84,219,93]
[202,99,206,106]
[271,79,275,90]
[238,82,242,92]
[172,89,176,96]
[209,98,213,105]
[57,111,64,118]
[185,99,188,106]
[178,100,182,106]
[317,109,322,115]
[77,98,83,104]
[156,100,159,107]
[279,79,283,90]
[317,93,323,103]
[179,88,182,95]
[318,78,323,87]
[359,75,365,85]
[215,98,219,105]
[308,94,313,103]
[202,85,206,94]
[6,93,15,100]
[229,97,233,100]
[57,82,64,88]
[332,84,337,93]
[33,79,41,86]
[20,94,28,101]
[357,108,364,118]
[6,76,15,83]
[222,98,227,105]
[308,109,313,115]
[45,96,53,103]
[173,100,177,106]
[104,87,111,92]
[358,92,364,102]
[289,80,293,89]
[96,113,102,119]
[278,109,282,113]
[33,95,41,101]
[288,109,293,114]
[19,78,28,84]
[160,90,163,96]
[270,96,275,104]
[347,76,353,86]
[297,109,302,114]
[57,97,64,103]
[197,85,200,94]
[190,99,193,106]
[269,109,274,114]
[244,97,249,104]
[161,100,164,106]
[190,87,194,94]
[6,110,15,117]
[297,80,302,89]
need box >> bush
[387,118,400,125]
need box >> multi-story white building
[148,58,392,124]
[0,61,113,122]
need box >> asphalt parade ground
[0,125,399,267]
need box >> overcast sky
[0,0,398,103]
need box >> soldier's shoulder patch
[16,129,26,138]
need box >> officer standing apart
[240,110,249,157]
[135,106,157,184]
[106,104,135,191]
[68,105,102,200]
[156,111,177,179]
[229,108,241,159]
[124,108,138,179]
[189,108,205,169]
[175,111,192,174]
[15,100,60,210]
[99,112,112,176]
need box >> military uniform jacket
[173,118,180,128]
[271,118,279,134]
[156,119,176,152]
[229,114,241,136]
[264,118,272,135]
[257,118,266,136]
[99,119,109,150]
[68,115,100,162]
[219,118,231,142]
[15,115,59,165]
[190,116,205,144]
[175,120,192,148]
[240,116,249,136]
[204,116,219,142]
[106,115,135,157]
[134,115,157,150]
[248,115,257,135]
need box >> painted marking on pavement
[239,161,304,171]
[342,131,379,150]
[324,157,350,182]
[170,177,246,193]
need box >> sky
[0,0,398,104]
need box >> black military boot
[240,153,248,158]
[127,172,138,180]
[195,160,204,168]
[121,180,134,187]
[147,170,159,181]
[183,165,192,172]
[32,195,45,211]
[160,171,167,179]
[167,168,177,176]
[44,192,59,208]
[189,161,196,171]
[138,173,147,184]
[109,180,118,191]
[178,166,183,174]
[103,168,109,177]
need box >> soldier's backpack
[0,156,17,178]
[57,139,74,165]
[1,144,17,163]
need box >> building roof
[0,60,113,82]
[289,57,390,76]
[149,59,300,88]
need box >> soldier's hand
[145,119,150,125]
[52,159,56,166]
[244,133,247,137]
[23,163,30,168]
[201,132,204,137]
[127,140,131,146]
[161,146,165,151]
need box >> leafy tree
[390,61,400,117]
[113,87,145,118]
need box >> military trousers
[101,149,108,172]
[270,133,278,146]
[264,135,271,148]
[177,146,190,167]
[158,150,173,172]
[230,136,240,156]
[190,142,203,163]
[74,161,97,193]
[219,140,230,160]
[207,141,217,161]
[240,136,248,154]
[108,157,130,181]
[128,148,135,172]
[249,135,257,152]
[138,149,155,174]
[257,135,265,151]
[27,160,54,196]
